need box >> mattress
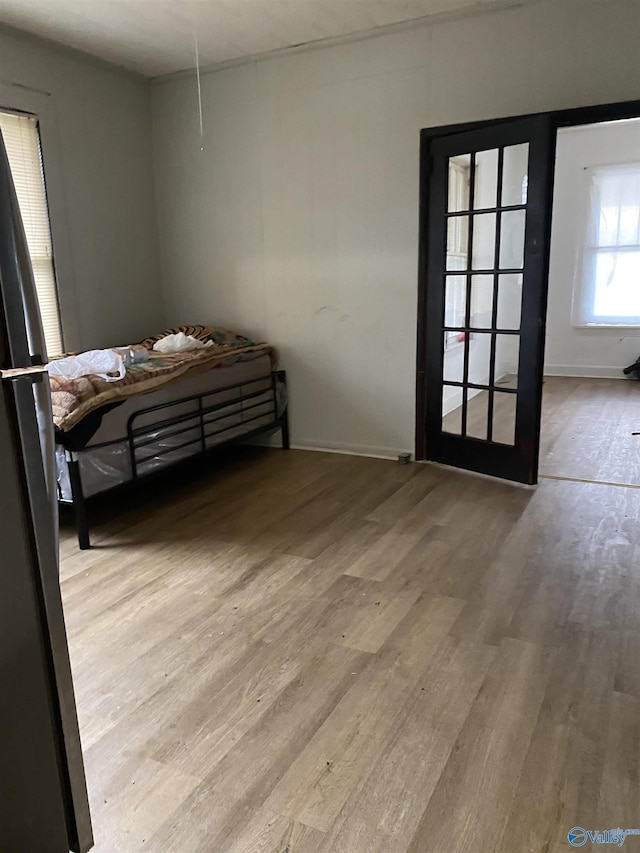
[57,354,281,501]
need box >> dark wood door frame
[415,97,640,463]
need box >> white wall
[152,0,640,457]
[545,119,640,378]
[0,26,164,351]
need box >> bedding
[49,325,275,432]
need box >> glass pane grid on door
[442,143,529,446]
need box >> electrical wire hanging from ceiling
[191,3,204,151]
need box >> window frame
[0,107,65,355]
[0,82,79,352]
[573,159,640,329]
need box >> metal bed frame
[60,369,289,549]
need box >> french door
[421,116,555,484]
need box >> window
[574,163,640,327]
[0,109,63,356]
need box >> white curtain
[577,163,640,325]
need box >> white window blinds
[575,163,640,326]
[0,110,64,356]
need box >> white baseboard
[544,365,626,379]
[291,439,412,461]
[249,433,411,461]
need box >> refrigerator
[0,129,93,851]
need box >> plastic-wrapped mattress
[56,353,282,501]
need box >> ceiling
[0,0,538,78]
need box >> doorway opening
[416,99,640,487]
[540,117,640,486]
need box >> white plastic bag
[47,349,126,382]
[153,332,212,353]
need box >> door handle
[0,364,47,379]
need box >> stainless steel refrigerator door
[8,372,93,853]
[33,366,60,539]
[0,379,85,852]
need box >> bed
[53,326,289,549]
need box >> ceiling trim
[151,0,538,84]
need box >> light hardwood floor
[59,379,640,852]
[443,375,640,484]
[541,376,640,484]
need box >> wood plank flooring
[540,376,640,484]
[443,375,640,485]
[59,380,640,852]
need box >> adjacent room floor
[59,379,640,853]
[540,375,640,483]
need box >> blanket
[50,325,275,432]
